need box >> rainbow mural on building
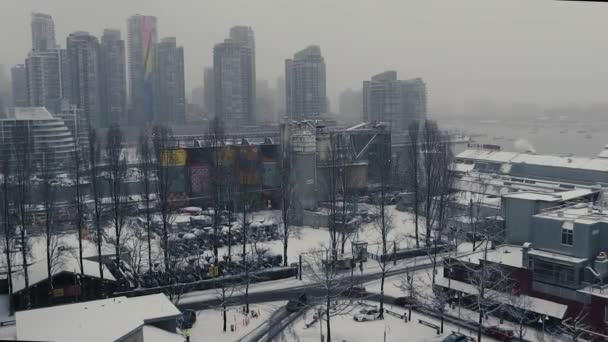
[142,16,155,120]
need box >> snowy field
[16,205,422,273]
[276,301,500,342]
[186,301,286,342]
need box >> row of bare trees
[0,121,182,313]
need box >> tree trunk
[379,269,386,319]
[223,303,227,332]
[326,290,331,342]
[146,193,152,273]
[283,235,288,267]
[163,220,169,271]
[477,308,483,342]
[413,178,420,249]
[245,279,250,314]
[21,228,29,308]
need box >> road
[177,261,434,311]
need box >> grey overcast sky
[1,0,608,113]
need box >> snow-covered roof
[503,189,594,202]
[17,297,142,342]
[535,202,608,224]
[8,107,54,121]
[527,249,588,264]
[435,276,568,319]
[450,191,501,208]
[16,294,180,342]
[121,293,182,323]
[457,148,608,172]
[457,149,519,163]
[451,245,524,268]
[12,258,115,293]
[143,326,183,342]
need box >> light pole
[538,315,548,342]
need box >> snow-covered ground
[363,268,570,342]
[14,205,422,273]
[186,301,286,342]
[277,301,500,342]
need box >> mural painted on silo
[182,143,280,206]
[260,144,278,188]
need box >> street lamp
[538,315,549,342]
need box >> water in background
[438,118,608,157]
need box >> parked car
[179,309,197,329]
[442,332,468,342]
[286,293,307,312]
[353,308,381,322]
[393,296,418,308]
[485,326,514,341]
[341,286,367,298]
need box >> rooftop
[450,244,524,268]
[4,107,54,121]
[527,249,588,264]
[535,202,608,224]
[503,189,595,202]
[12,257,115,294]
[457,148,608,172]
[16,294,180,342]
[435,276,568,319]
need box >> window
[562,221,574,246]
[534,258,577,287]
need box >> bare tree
[12,124,32,308]
[305,247,353,342]
[105,124,128,266]
[88,127,105,282]
[237,184,257,268]
[239,246,258,314]
[278,137,296,266]
[325,134,342,259]
[215,281,237,332]
[152,124,176,273]
[420,120,444,247]
[41,151,59,300]
[503,293,535,341]
[124,220,148,275]
[399,257,420,320]
[205,118,226,265]
[71,148,85,275]
[373,137,393,319]
[407,121,421,248]
[0,143,14,314]
[430,134,454,284]
[456,241,512,342]
[336,135,359,255]
[137,128,155,272]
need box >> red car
[485,326,514,341]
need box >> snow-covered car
[353,308,380,322]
